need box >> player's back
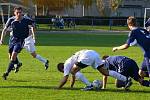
[105,56,129,69]
[131,28,150,57]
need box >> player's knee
[11,53,18,61]
[139,70,144,78]
[31,52,37,58]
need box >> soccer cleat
[124,77,132,90]
[45,60,49,70]
[14,62,22,73]
[81,85,94,91]
[2,73,8,80]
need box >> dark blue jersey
[104,56,127,71]
[104,56,140,81]
[145,18,150,27]
[5,16,34,39]
[126,27,150,58]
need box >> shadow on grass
[94,88,150,94]
[0,86,81,90]
[0,86,149,93]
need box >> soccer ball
[92,80,103,90]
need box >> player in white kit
[57,50,132,90]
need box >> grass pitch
[0,31,149,100]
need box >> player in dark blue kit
[102,55,150,89]
[0,7,34,80]
[112,16,150,79]
[139,18,150,79]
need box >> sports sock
[14,57,19,64]
[141,80,150,87]
[109,70,127,82]
[6,61,15,74]
[36,54,47,64]
[75,72,92,86]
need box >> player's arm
[0,18,11,44]
[112,44,129,52]
[102,75,108,89]
[30,26,35,40]
[112,31,136,52]
[0,27,8,44]
[28,19,36,40]
[70,75,76,88]
[58,75,69,89]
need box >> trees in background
[96,0,122,16]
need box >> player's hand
[0,40,3,45]
[33,39,35,44]
[112,47,118,52]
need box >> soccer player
[102,55,150,89]
[112,16,150,78]
[139,61,149,79]
[0,7,34,80]
[57,49,132,90]
[13,14,49,73]
[57,64,92,90]
[145,18,150,32]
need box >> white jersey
[64,50,103,76]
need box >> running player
[112,16,150,78]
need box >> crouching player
[102,55,150,89]
[57,50,132,90]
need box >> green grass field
[36,24,128,31]
[0,31,149,100]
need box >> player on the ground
[57,63,92,90]
[0,7,33,80]
[102,55,150,89]
[57,49,132,90]
[13,14,49,73]
[112,16,150,78]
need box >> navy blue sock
[6,61,15,75]
[14,57,19,64]
[141,80,150,87]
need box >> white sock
[75,71,91,86]
[109,70,127,82]
[36,54,47,64]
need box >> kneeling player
[57,63,92,90]
[57,50,132,90]
[102,55,150,89]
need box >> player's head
[14,7,23,19]
[57,63,64,73]
[127,16,137,29]
[102,55,109,60]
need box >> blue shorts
[140,58,150,77]
[119,58,140,81]
[9,37,24,53]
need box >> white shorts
[24,36,36,53]
[77,50,103,69]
